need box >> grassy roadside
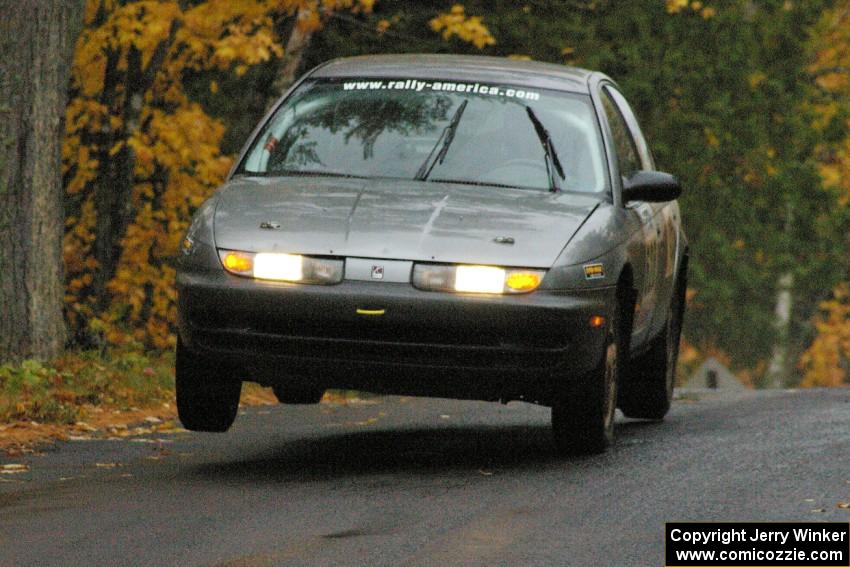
[0,349,278,455]
[0,349,364,456]
[0,350,176,425]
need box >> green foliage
[302,0,850,378]
[52,1,850,383]
[0,350,175,423]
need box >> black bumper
[177,270,616,403]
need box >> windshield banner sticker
[342,79,541,101]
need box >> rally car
[176,54,687,454]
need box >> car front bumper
[177,268,616,404]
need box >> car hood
[213,176,600,268]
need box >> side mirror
[622,171,681,203]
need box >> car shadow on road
[186,419,664,483]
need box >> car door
[598,85,661,346]
[603,85,678,339]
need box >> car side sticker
[583,263,605,280]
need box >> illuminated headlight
[218,250,343,284]
[412,263,545,294]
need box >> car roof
[310,54,602,95]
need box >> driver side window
[600,89,640,180]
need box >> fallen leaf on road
[143,416,162,424]
[838,502,850,509]
[811,508,826,513]
[478,469,494,476]
[68,435,93,441]
[95,462,120,468]
[440,414,451,419]
[0,464,28,474]
[150,430,181,438]
[152,421,187,434]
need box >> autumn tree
[64,0,492,349]
[0,1,85,362]
[64,0,286,348]
[800,1,850,387]
[268,0,377,100]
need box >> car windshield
[239,77,607,193]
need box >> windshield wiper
[265,169,372,179]
[428,178,526,190]
[525,106,565,192]
[416,100,469,181]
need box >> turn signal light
[505,272,542,292]
[222,251,253,273]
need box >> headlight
[218,250,343,284]
[412,263,545,294]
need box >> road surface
[1,388,849,566]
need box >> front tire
[551,304,621,455]
[618,281,684,420]
[176,338,241,432]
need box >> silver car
[176,54,687,454]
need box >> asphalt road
[1,388,848,566]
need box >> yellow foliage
[799,2,850,383]
[666,0,688,13]
[429,4,496,50]
[800,284,850,387]
[66,0,494,350]
[666,0,716,18]
[64,0,287,349]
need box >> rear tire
[618,280,684,420]
[272,385,325,404]
[176,338,241,432]
[551,302,621,455]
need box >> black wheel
[176,338,241,432]
[618,280,684,420]
[551,302,621,455]
[272,385,325,404]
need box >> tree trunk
[268,8,317,106]
[766,271,794,388]
[0,0,84,362]
[90,24,178,309]
[766,202,795,388]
